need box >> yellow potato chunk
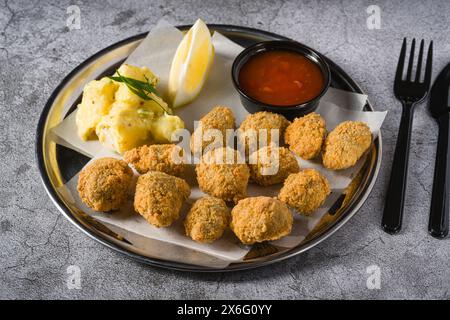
[95,102,152,154]
[114,64,160,107]
[76,78,118,140]
[151,113,185,143]
[116,64,158,83]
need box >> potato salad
[76,64,184,154]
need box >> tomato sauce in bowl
[238,50,325,107]
[232,40,330,119]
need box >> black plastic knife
[428,62,450,238]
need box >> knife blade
[428,62,450,238]
[429,63,450,118]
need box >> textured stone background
[1,0,449,299]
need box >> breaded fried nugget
[190,106,235,155]
[284,112,327,159]
[238,111,290,153]
[124,144,186,176]
[230,197,293,245]
[134,171,190,227]
[77,158,133,212]
[248,146,299,186]
[184,196,230,243]
[196,147,249,203]
[278,169,330,215]
[322,121,372,170]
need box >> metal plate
[36,25,382,272]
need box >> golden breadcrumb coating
[184,196,230,243]
[238,111,290,154]
[124,144,186,176]
[134,171,190,227]
[77,157,133,212]
[190,106,236,155]
[278,169,330,215]
[196,147,249,203]
[230,196,293,245]
[284,112,327,159]
[248,146,300,186]
[322,121,372,170]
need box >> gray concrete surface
[1,0,449,299]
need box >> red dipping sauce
[238,50,325,106]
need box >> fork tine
[406,38,416,81]
[395,38,407,83]
[424,41,433,86]
[415,39,424,82]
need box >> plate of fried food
[37,19,386,271]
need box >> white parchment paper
[52,21,386,267]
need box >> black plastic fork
[382,38,433,234]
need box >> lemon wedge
[168,19,214,108]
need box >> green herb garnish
[108,72,172,114]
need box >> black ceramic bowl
[232,40,331,120]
